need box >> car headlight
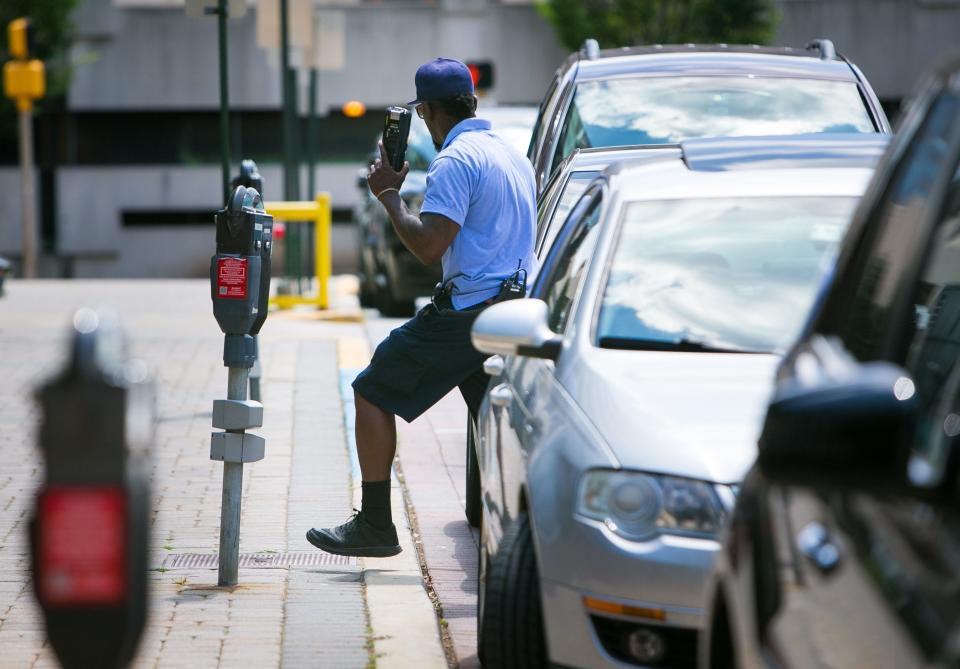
[576,470,729,541]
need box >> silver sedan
[471,134,888,669]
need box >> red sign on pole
[217,257,248,299]
[37,486,127,608]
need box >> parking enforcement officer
[307,58,537,557]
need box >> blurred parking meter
[210,185,272,586]
[230,160,265,401]
[0,256,10,296]
[31,309,153,669]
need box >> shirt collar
[441,118,492,151]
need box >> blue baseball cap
[409,58,475,104]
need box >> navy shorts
[352,303,491,423]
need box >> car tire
[465,415,482,528]
[479,512,547,669]
[375,282,415,318]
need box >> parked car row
[457,38,960,669]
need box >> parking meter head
[232,159,264,200]
[32,309,151,669]
[211,186,273,337]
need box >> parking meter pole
[217,0,231,204]
[217,363,248,586]
[18,107,36,278]
[249,335,262,401]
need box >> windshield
[557,77,875,161]
[597,196,859,354]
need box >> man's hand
[367,141,410,199]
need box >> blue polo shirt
[421,117,537,309]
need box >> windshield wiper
[597,336,766,354]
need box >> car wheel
[479,512,546,669]
[465,415,481,528]
[375,282,415,317]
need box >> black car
[528,38,891,195]
[701,55,960,669]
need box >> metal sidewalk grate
[163,552,356,569]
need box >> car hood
[562,348,779,484]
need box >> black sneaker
[306,511,401,558]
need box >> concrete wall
[0,169,29,256]
[774,0,960,102]
[54,163,362,277]
[68,0,567,111]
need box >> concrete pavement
[0,279,479,668]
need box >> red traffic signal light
[466,61,494,91]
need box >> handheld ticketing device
[383,106,412,172]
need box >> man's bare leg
[355,392,397,481]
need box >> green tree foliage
[538,0,778,52]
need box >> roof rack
[805,38,836,60]
[581,38,600,61]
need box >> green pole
[307,68,317,200]
[280,0,295,201]
[217,0,230,204]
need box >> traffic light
[466,61,494,91]
[7,18,35,59]
[4,18,45,112]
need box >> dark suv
[528,39,891,194]
[701,55,960,669]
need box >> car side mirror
[471,299,561,360]
[757,361,916,489]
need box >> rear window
[555,76,875,165]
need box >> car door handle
[483,355,505,377]
[489,383,513,408]
[796,522,842,574]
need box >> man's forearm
[378,191,437,265]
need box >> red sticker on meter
[37,486,127,607]
[217,257,248,299]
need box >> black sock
[361,480,392,529]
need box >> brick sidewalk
[0,281,450,669]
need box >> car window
[542,195,604,334]
[551,76,875,167]
[596,196,858,353]
[903,168,960,486]
[832,91,960,361]
[530,75,560,161]
[536,171,599,257]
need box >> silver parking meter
[31,309,153,669]
[209,185,273,586]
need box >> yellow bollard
[265,193,332,310]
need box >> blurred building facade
[0,0,567,277]
[1,0,958,278]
